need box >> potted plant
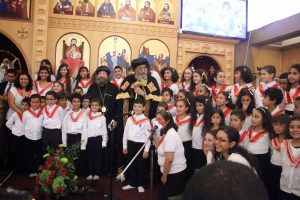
[36,143,80,200]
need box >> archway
[188,55,221,83]
[0,32,27,74]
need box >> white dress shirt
[157,128,187,174]
[6,86,35,120]
[173,115,192,142]
[123,114,151,152]
[23,108,43,140]
[6,112,23,137]
[255,81,282,107]
[34,81,53,96]
[270,137,282,166]
[167,104,177,117]
[73,79,92,94]
[62,109,88,150]
[280,140,300,196]
[238,129,249,148]
[285,87,300,112]
[42,105,64,129]
[86,111,108,147]
[246,129,270,154]
[231,83,255,104]
[271,106,285,118]
[192,114,204,149]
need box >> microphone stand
[116,128,157,200]
[149,130,155,200]
[104,120,118,200]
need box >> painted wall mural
[55,33,90,77]
[0,0,31,20]
[139,39,170,73]
[99,36,131,76]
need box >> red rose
[61,168,68,176]
[47,179,53,185]
[46,163,52,169]
[56,149,62,153]
[50,171,56,178]
[56,163,62,168]
[56,186,65,193]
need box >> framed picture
[55,33,90,78]
[75,0,95,17]
[99,36,131,77]
[53,0,74,15]
[97,0,116,18]
[117,0,136,21]
[137,0,156,23]
[157,0,174,25]
[139,39,170,73]
[0,0,31,20]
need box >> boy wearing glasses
[42,91,64,150]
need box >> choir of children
[2,61,300,200]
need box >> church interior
[1,0,300,200]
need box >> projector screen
[181,0,247,39]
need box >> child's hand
[123,149,128,155]
[143,151,149,159]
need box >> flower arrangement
[36,143,80,199]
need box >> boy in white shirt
[230,109,249,148]
[23,94,44,174]
[262,87,284,118]
[62,93,88,174]
[42,91,64,150]
[111,66,124,90]
[6,97,30,173]
[122,98,151,193]
[86,98,108,181]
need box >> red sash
[259,83,280,95]
[130,116,149,125]
[272,137,281,152]
[79,80,91,88]
[88,110,103,120]
[44,105,60,118]
[223,107,232,118]
[193,117,204,127]
[70,110,84,122]
[175,115,191,125]
[168,105,174,110]
[28,108,43,118]
[111,79,122,89]
[157,134,167,150]
[17,112,22,121]
[60,79,67,85]
[248,129,267,143]
[181,82,190,91]
[284,140,300,168]
[34,81,52,95]
[239,130,248,144]
[211,85,227,101]
[161,82,174,89]
[16,88,32,97]
[272,109,284,118]
[233,85,240,97]
[285,87,300,104]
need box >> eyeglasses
[215,137,229,143]
[46,98,56,101]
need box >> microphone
[152,125,158,132]
[108,119,117,131]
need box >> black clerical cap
[95,66,111,76]
[131,58,150,70]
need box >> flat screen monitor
[181,0,247,39]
